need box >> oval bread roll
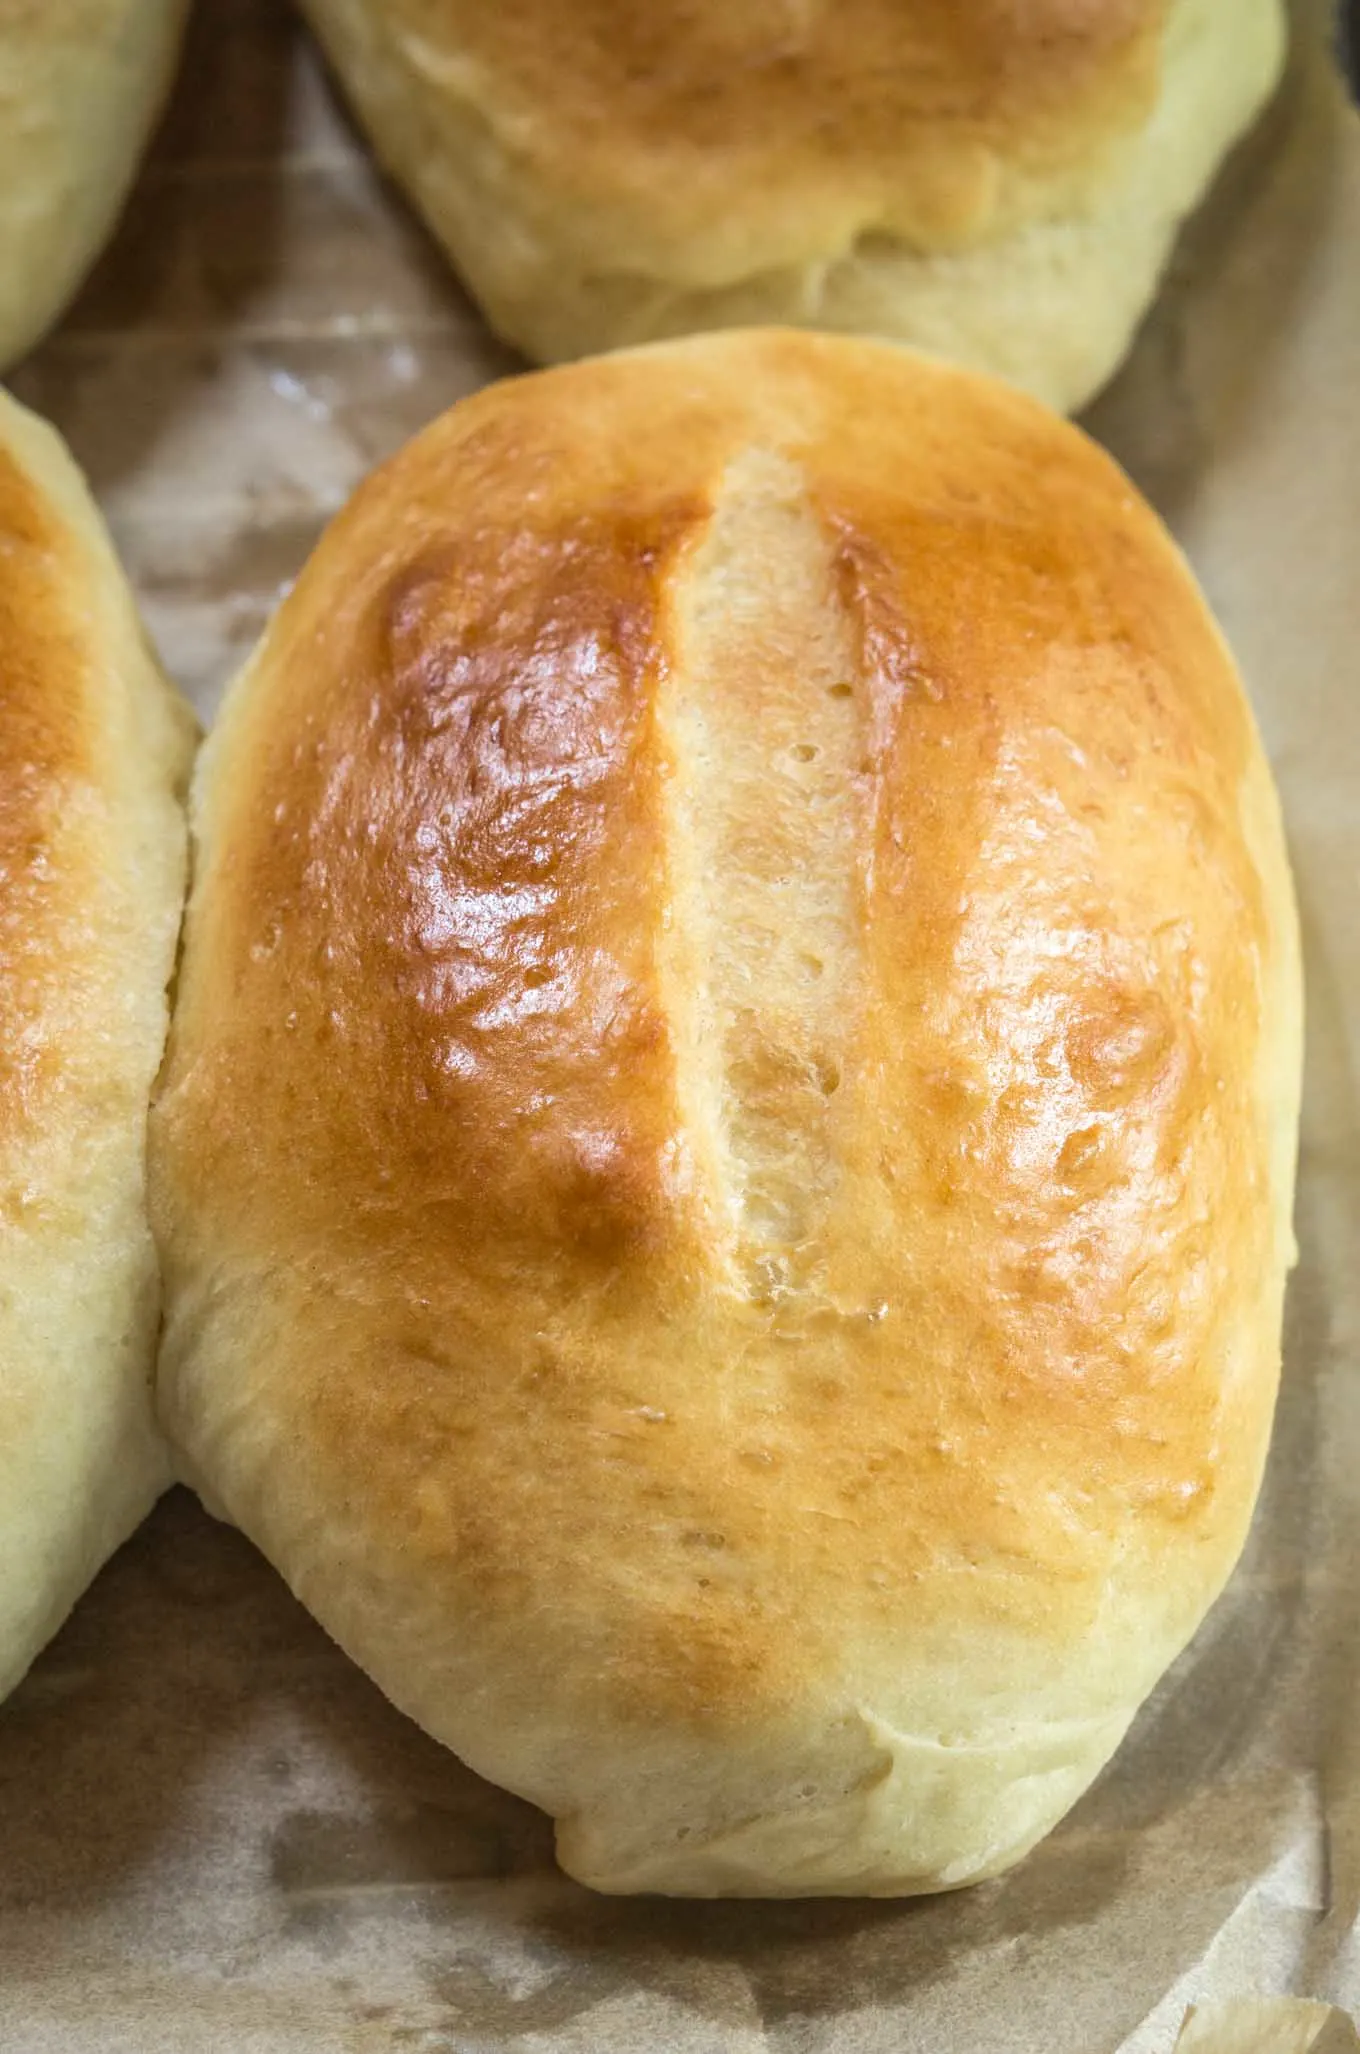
[151,332,1302,1897]
[0,0,190,370]
[0,388,194,1701]
[295,0,1285,413]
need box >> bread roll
[151,331,1302,1897]
[0,0,190,370]
[0,387,194,1701]
[296,0,1285,413]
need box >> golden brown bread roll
[151,331,1302,1896]
[295,0,1285,412]
[0,387,194,1701]
[0,0,190,370]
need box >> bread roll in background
[0,0,190,370]
[151,331,1302,1897]
[296,0,1286,413]
[0,388,194,1702]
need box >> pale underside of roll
[0,386,194,1701]
[0,0,191,371]
[297,0,1286,412]
[151,331,1302,1897]
[1176,2002,1360,2054]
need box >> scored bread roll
[0,0,190,370]
[0,388,194,1702]
[296,0,1286,413]
[151,331,1302,1897]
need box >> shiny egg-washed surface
[0,387,192,1702]
[152,332,1301,1896]
[0,432,91,1142]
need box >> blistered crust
[152,332,1301,1895]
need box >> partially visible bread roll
[0,388,194,1701]
[0,0,190,370]
[151,331,1301,1897]
[296,0,1285,412]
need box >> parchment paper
[2,2,1358,2047]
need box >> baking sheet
[2,1,1359,2047]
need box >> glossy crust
[151,332,1302,1896]
[0,0,190,369]
[296,0,1285,410]
[0,387,194,1700]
